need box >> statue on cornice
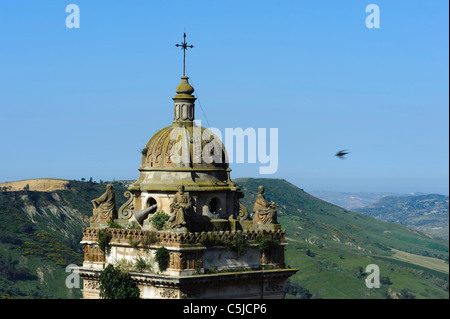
[253,186,278,225]
[90,184,117,224]
[168,185,192,230]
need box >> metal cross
[175,33,194,77]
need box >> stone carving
[252,186,278,225]
[82,227,286,247]
[90,184,117,224]
[168,185,192,230]
[181,288,202,299]
[118,191,134,219]
[238,203,249,221]
[85,279,100,290]
[84,244,105,262]
[234,191,250,221]
[160,288,178,299]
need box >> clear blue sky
[0,0,448,195]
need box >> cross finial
[175,33,194,77]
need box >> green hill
[235,178,449,299]
[355,194,449,239]
[0,180,128,299]
[0,178,448,299]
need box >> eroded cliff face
[0,190,88,298]
[0,181,130,298]
[20,191,90,242]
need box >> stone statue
[168,185,191,229]
[90,184,117,224]
[252,186,278,225]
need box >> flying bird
[335,149,350,159]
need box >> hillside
[309,190,407,210]
[0,179,70,192]
[355,194,449,239]
[0,178,448,299]
[0,181,128,298]
[235,178,449,299]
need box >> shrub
[306,249,316,258]
[142,232,158,247]
[284,279,312,299]
[257,236,278,251]
[155,247,170,272]
[97,229,112,252]
[150,211,170,230]
[107,219,123,229]
[226,235,248,257]
[380,276,392,285]
[98,264,140,299]
[135,256,153,272]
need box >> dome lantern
[172,76,196,123]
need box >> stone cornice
[82,228,286,249]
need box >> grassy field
[389,249,449,274]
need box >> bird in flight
[335,149,350,159]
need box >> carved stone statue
[168,185,191,229]
[90,184,117,224]
[252,186,278,225]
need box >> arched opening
[147,197,157,209]
[208,198,219,215]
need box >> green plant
[257,236,279,251]
[150,211,170,230]
[142,232,158,247]
[113,258,134,273]
[226,235,248,257]
[199,233,224,247]
[97,229,112,252]
[155,247,170,272]
[107,219,123,229]
[135,256,153,272]
[98,264,140,299]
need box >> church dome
[130,76,235,192]
[141,124,229,170]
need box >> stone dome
[141,123,229,170]
[130,76,235,192]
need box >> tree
[98,264,140,299]
[399,289,415,299]
[284,279,312,299]
[380,276,392,285]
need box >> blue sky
[0,0,448,195]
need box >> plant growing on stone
[226,235,248,257]
[155,246,170,272]
[257,236,279,251]
[142,232,158,247]
[150,211,170,230]
[98,264,140,299]
[135,256,154,272]
[97,229,112,252]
